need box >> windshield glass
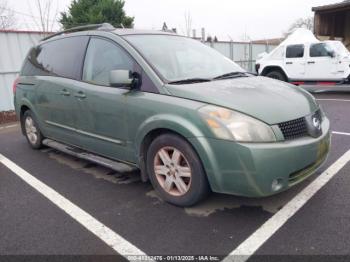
[124,34,245,82]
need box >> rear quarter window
[21,36,89,80]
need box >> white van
[256,28,350,84]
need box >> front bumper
[189,118,330,197]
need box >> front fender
[134,113,206,156]
[134,113,225,191]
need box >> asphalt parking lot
[1,93,350,261]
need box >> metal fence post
[249,42,253,72]
[229,41,234,61]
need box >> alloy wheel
[25,116,38,145]
[153,146,192,196]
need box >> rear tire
[22,110,44,149]
[146,133,210,206]
[265,70,287,82]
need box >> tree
[0,0,15,29]
[28,0,59,33]
[60,0,134,29]
[285,17,314,37]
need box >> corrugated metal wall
[0,31,45,111]
[0,31,277,112]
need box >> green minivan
[14,24,330,206]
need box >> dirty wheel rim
[25,116,38,145]
[154,146,192,196]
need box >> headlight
[199,105,276,142]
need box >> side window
[33,36,89,79]
[286,45,304,58]
[83,38,134,86]
[310,43,331,57]
[21,47,45,77]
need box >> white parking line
[332,131,350,136]
[316,99,350,102]
[223,150,350,262]
[0,154,149,259]
[0,124,18,130]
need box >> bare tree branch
[285,17,314,37]
[0,0,16,29]
[28,0,59,32]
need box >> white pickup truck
[256,28,350,84]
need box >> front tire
[22,110,44,149]
[146,134,210,206]
[265,70,287,82]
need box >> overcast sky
[9,0,339,40]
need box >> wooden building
[312,0,350,49]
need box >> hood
[165,76,318,125]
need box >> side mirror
[109,70,133,88]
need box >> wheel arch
[19,104,32,135]
[261,65,288,80]
[18,100,43,136]
[135,115,206,182]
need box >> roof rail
[41,23,115,41]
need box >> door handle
[307,61,315,64]
[286,62,293,65]
[74,91,86,99]
[59,89,70,96]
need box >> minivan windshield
[124,34,245,82]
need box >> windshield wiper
[168,72,255,84]
[213,71,253,80]
[168,78,212,85]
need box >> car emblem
[312,116,321,130]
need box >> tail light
[13,77,19,94]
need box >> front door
[284,44,306,80]
[75,37,139,162]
